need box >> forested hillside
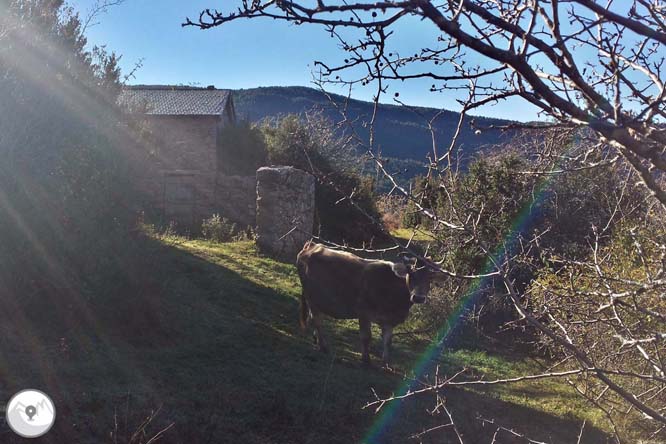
[233,86,516,163]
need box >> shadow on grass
[0,236,610,444]
[1,236,380,444]
[373,386,610,444]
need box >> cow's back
[297,242,367,319]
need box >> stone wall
[132,115,221,228]
[215,174,256,227]
[129,115,316,246]
[144,115,219,172]
[256,166,315,261]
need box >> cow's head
[391,256,436,304]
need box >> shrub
[401,175,441,229]
[528,220,666,440]
[261,112,385,243]
[402,147,649,346]
[201,214,254,243]
[376,195,405,232]
[201,214,238,242]
[217,120,268,176]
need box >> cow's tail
[299,292,309,330]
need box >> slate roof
[118,85,232,116]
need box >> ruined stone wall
[215,174,256,227]
[256,166,315,261]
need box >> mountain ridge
[232,85,517,162]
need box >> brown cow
[296,241,438,366]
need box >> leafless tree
[186,1,666,441]
[80,0,126,34]
[186,1,665,206]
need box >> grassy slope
[1,238,612,443]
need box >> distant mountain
[233,86,516,163]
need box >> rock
[256,166,315,261]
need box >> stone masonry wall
[215,174,256,227]
[149,115,218,171]
[133,115,220,228]
[130,116,316,242]
[256,166,315,261]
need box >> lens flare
[364,168,558,443]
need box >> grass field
[0,237,614,443]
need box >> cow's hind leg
[381,325,394,368]
[359,317,372,365]
[298,291,318,345]
[311,311,329,353]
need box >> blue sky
[70,0,541,121]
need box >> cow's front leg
[381,325,394,368]
[311,311,329,353]
[359,317,372,365]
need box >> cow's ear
[391,262,409,278]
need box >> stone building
[119,85,255,228]
[120,86,316,258]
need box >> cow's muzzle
[411,294,427,304]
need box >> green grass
[1,237,614,443]
[391,227,435,242]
